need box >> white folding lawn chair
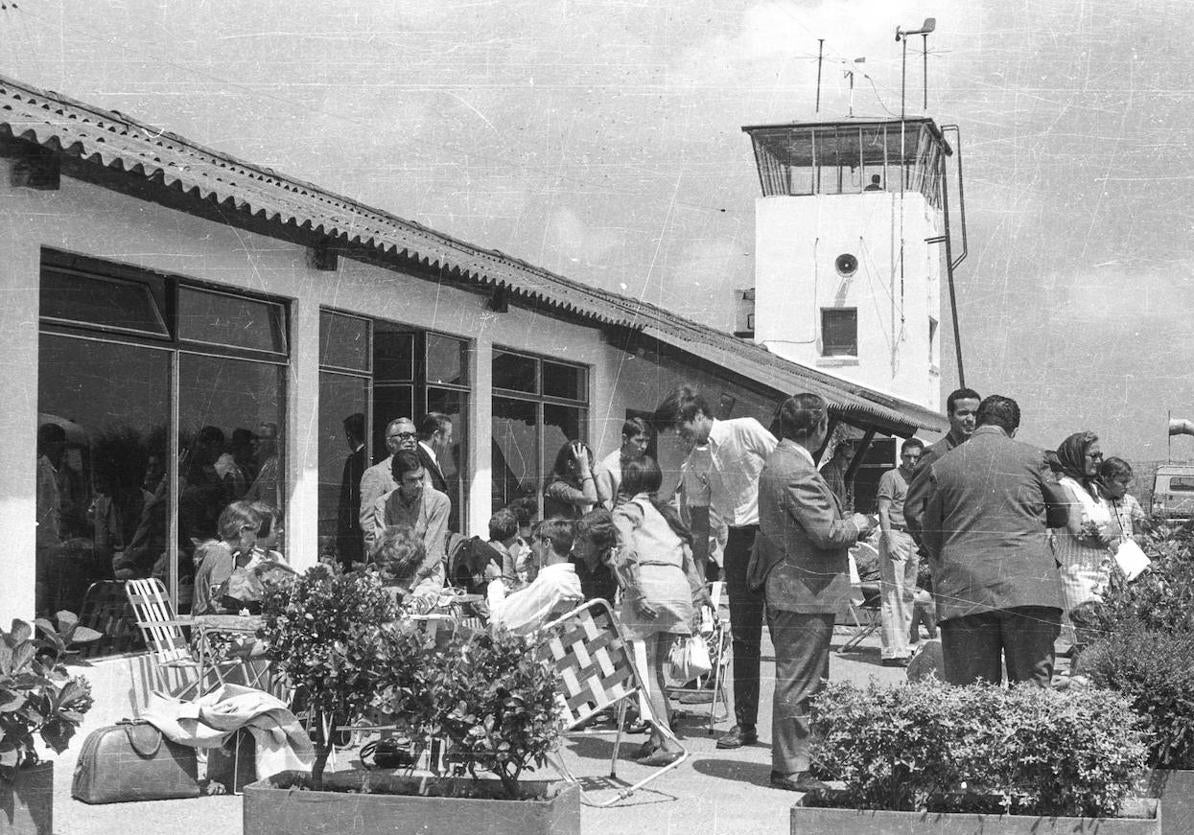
[535,599,688,807]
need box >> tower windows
[821,308,858,357]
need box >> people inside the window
[245,421,281,509]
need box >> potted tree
[791,678,1158,834]
[244,564,578,835]
[1,612,99,834]
[1082,522,1194,832]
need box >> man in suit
[336,412,368,571]
[921,395,1069,687]
[903,387,981,544]
[359,417,418,553]
[752,393,874,791]
[417,413,452,494]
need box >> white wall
[753,191,943,410]
[0,163,617,618]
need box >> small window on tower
[821,308,858,357]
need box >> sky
[3,0,1192,462]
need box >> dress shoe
[636,748,684,767]
[770,771,830,792]
[715,724,757,749]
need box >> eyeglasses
[1085,451,1104,461]
[387,431,417,440]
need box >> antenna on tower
[895,17,935,116]
[843,58,866,117]
[815,39,825,114]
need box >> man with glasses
[359,417,419,555]
[876,437,925,667]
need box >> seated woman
[612,456,710,766]
[192,501,263,616]
[543,441,600,520]
[375,526,441,615]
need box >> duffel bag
[72,719,200,804]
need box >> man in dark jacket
[921,395,1068,687]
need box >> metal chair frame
[535,598,688,807]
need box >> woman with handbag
[612,456,709,766]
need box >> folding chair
[124,578,236,699]
[77,580,141,658]
[663,581,731,732]
[535,599,688,807]
[837,549,882,654]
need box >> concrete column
[288,288,321,571]
[468,328,493,538]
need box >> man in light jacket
[751,393,874,792]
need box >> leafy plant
[259,564,400,789]
[1,612,100,780]
[424,628,563,799]
[1082,622,1194,769]
[1097,522,1194,634]
[809,678,1147,818]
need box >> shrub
[1,612,99,780]
[1097,525,1194,634]
[809,678,1147,817]
[1082,623,1194,769]
[425,628,563,799]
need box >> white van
[1151,464,1194,522]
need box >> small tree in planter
[805,678,1150,823]
[2,612,99,833]
[258,564,403,789]
[425,627,563,799]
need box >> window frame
[820,307,859,358]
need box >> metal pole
[922,33,929,110]
[900,37,907,119]
[816,39,824,113]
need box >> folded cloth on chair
[141,683,314,779]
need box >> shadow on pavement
[690,756,773,787]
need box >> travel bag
[71,719,201,803]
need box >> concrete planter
[0,761,54,835]
[791,796,1160,834]
[243,771,580,835]
[1146,769,1194,833]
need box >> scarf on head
[1056,432,1098,495]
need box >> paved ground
[51,627,914,835]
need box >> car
[1150,463,1194,524]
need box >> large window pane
[374,326,415,382]
[427,334,466,386]
[492,397,537,514]
[320,310,370,373]
[371,384,414,464]
[319,372,369,569]
[37,334,171,654]
[542,404,584,488]
[41,267,168,337]
[178,354,285,611]
[542,362,586,401]
[493,351,537,393]
[178,287,286,354]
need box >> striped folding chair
[535,598,687,807]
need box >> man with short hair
[752,393,874,791]
[244,422,281,509]
[489,518,583,635]
[416,413,452,496]
[359,417,418,534]
[876,437,924,666]
[903,387,981,542]
[365,449,449,586]
[594,417,651,509]
[921,395,1069,686]
[656,385,777,750]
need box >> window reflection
[36,335,171,631]
[318,372,369,570]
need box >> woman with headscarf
[1052,431,1119,663]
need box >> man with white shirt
[656,385,777,750]
[593,417,651,510]
[359,417,418,542]
[489,518,582,635]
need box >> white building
[0,74,943,637]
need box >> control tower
[741,117,957,410]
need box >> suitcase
[72,719,201,803]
